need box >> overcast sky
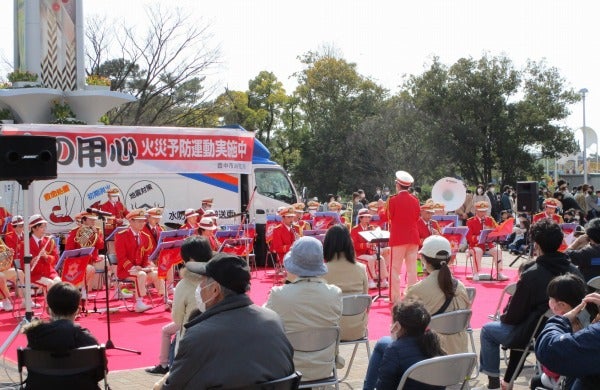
[0,0,598,145]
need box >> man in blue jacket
[535,293,600,390]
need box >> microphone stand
[91,211,140,354]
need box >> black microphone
[86,208,113,217]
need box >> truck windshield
[255,168,297,204]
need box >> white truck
[0,124,299,264]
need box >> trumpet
[31,235,54,272]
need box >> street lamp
[580,88,589,184]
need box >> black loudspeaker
[516,181,539,213]
[0,135,57,182]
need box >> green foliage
[50,100,86,125]
[7,70,38,82]
[401,54,578,187]
[293,51,387,198]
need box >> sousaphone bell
[431,177,467,212]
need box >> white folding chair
[286,326,340,390]
[396,352,477,389]
[338,294,372,382]
[587,275,600,291]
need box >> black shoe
[145,364,169,375]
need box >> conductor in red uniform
[466,201,508,281]
[99,188,129,236]
[387,170,421,302]
[115,209,162,313]
[270,206,298,263]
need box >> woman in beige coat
[405,235,471,354]
[322,224,369,341]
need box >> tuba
[75,226,98,248]
[431,177,467,212]
[0,238,13,272]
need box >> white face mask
[194,281,215,312]
[477,188,484,195]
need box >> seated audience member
[374,301,446,390]
[530,273,587,390]
[145,236,214,375]
[566,218,600,282]
[535,292,600,390]
[322,224,369,341]
[508,214,530,255]
[405,235,471,354]
[478,219,582,390]
[22,282,103,389]
[265,236,343,381]
[156,254,294,389]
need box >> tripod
[90,212,140,354]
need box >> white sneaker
[21,301,41,309]
[135,301,152,313]
[368,280,377,289]
[2,299,13,311]
[472,274,480,281]
[381,279,389,288]
[497,273,509,281]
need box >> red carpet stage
[0,266,516,371]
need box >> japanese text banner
[1,125,255,174]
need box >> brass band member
[3,216,27,309]
[99,188,129,236]
[417,203,441,245]
[387,170,421,302]
[115,209,162,313]
[292,203,310,235]
[28,214,61,292]
[180,209,200,232]
[533,198,564,224]
[65,212,105,295]
[271,206,297,263]
[198,217,220,251]
[143,208,166,255]
[351,208,389,289]
[466,201,508,281]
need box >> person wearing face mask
[99,187,129,236]
[145,236,213,376]
[471,185,490,216]
[363,301,445,390]
[155,254,294,390]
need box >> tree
[85,5,220,126]
[402,55,579,186]
[293,51,387,198]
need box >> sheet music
[358,229,390,242]
[149,239,185,262]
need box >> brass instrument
[31,235,53,272]
[75,225,98,248]
[344,201,354,228]
[0,237,14,272]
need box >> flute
[31,235,53,272]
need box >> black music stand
[359,230,390,302]
[99,226,140,355]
